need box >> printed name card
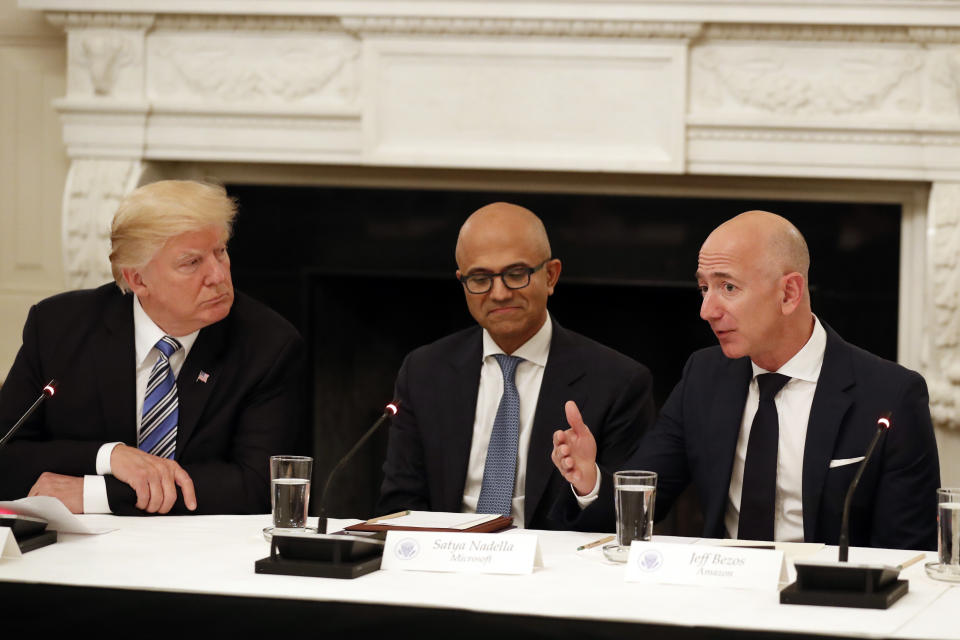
[381,531,542,575]
[625,542,785,590]
[0,527,21,559]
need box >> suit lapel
[96,290,137,444]
[801,325,854,542]
[440,329,483,511]
[176,316,228,456]
[703,356,753,537]
[525,321,584,528]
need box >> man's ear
[122,267,147,297]
[780,272,805,315]
[545,258,562,295]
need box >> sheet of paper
[0,497,115,534]
[370,511,498,530]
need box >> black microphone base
[1,514,57,553]
[781,560,908,609]
[255,553,382,579]
[254,532,384,580]
[780,578,907,609]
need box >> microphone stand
[0,380,59,552]
[781,412,908,609]
[254,401,399,580]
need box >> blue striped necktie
[138,336,182,459]
[477,354,523,517]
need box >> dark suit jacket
[561,324,940,550]
[0,283,305,515]
[377,318,656,529]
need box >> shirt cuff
[573,464,602,509]
[96,442,122,475]
[82,475,112,514]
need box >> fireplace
[19,0,960,487]
[223,181,901,523]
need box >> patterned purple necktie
[138,336,182,459]
[477,354,523,517]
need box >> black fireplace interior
[226,182,900,532]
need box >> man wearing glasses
[378,202,655,529]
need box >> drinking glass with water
[613,470,658,549]
[270,455,313,532]
[939,488,960,573]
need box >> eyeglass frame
[458,258,553,294]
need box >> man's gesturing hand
[551,400,599,496]
[110,444,197,513]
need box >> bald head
[455,202,551,268]
[706,210,810,282]
[697,210,814,371]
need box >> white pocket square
[829,456,865,468]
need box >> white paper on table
[369,511,499,530]
[0,528,22,559]
[0,497,115,534]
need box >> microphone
[316,400,399,535]
[255,401,399,580]
[0,379,57,450]
[782,411,906,609]
[0,380,59,553]
[838,411,891,562]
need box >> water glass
[270,455,312,532]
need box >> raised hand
[551,400,599,496]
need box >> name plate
[0,527,21,559]
[625,542,785,590]
[381,531,542,575]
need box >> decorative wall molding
[687,127,960,146]
[62,159,144,289]
[148,35,359,105]
[46,12,154,30]
[153,14,342,32]
[691,47,923,116]
[702,24,915,43]
[341,16,703,39]
[927,181,960,431]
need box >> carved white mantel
[17,0,960,431]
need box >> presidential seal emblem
[395,537,420,560]
[637,549,664,572]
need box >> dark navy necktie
[477,354,523,517]
[138,336,182,459]
[738,372,790,541]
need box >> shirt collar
[751,315,826,383]
[481,314,552,368]
[133,294,200,367]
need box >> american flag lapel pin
[197,371,210,383]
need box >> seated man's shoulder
[839,336,926,391]
[559,326,650,378]
[402,325,479,367]
[33,282,119,313]
[226,291,303,348]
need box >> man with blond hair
[0,180,304,515]
[552,210,939,549]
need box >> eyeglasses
[459,259,551,294]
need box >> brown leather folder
[345,515,513,534]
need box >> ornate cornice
[340,16,703,39]
[702,24,914,43]
[154,14,343,32]
[46,12,154,30]
[688,127,960,146]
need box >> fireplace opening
[226,183,900,532]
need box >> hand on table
[110,444,197,513]
[28,472,83,513]
[551,400,599,497]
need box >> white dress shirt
[82,295,199,513]
[725,316,826,541]
[460,316,552,528]
[576,317,827,544]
